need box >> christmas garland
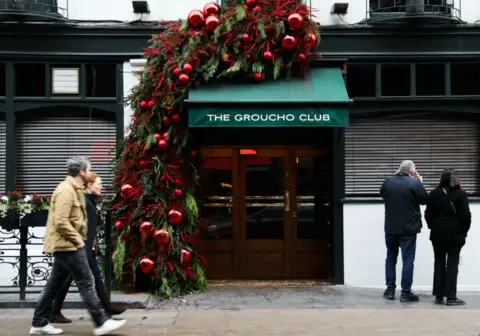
[111,0,320,298]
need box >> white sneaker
[93,318,127,336]
[29,324,64,335]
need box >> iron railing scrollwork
[0,0,68,21]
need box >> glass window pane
[381,64,411,96]
[15,63,46,97]
[415,63,445,96]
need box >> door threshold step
[208,280,331,288]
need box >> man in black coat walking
[380,160,428,302]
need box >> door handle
[285,191,290,212]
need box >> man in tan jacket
[30,156,126,336]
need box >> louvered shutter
[16,115,116,196]
[345,115,480,196]
[0,120,5,194]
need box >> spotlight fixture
[331,3,349,15]
[132,0,150,14]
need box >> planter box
[22,210,49,227]
[0,209,19,230]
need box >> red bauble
[173,68,181,77]
[163,116,171,125]
[154,229,170,245]
[120,184,133,198]
[205,16,220,32]
[253,5,261,12]
[187,10,204,28]
[175,179,183,187]
[148,99,155,108]
[282,35,297,50]
[242,33,250,43]
[114,221,124,230]
[245,0,257,8]
[158,140,168,149]
[181,249,192,264]
[222,54,233,63]
[296,53,307,63]
[139,257,154,274]
[304,33,318,50]
[139,100,148,109]
[172,114,181,123]
[140,221,153,235]
[154,133,162,141]
[168,209,183,225]
[163,132,170,140]
[174,189,183,197]
[183,63,193,74]
[190,150,197,157]
[139,160,148,169]
[203,2,219,16]
[253,73,262,81]
[179,74,189,84]
[263,51,273,61]
[288,13,304,30]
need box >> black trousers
[432,240,464,299]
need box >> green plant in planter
[18,193,50,219]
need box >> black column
[115,63,124,142]
[332,127,345,284]
[5,63,15,192]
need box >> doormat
[208,280,331,288]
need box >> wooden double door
[198,147,332,280]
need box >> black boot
[400,291,419,303]
[446,298,466,306]
[435,296,444,305]
[95,279,127,316]
[383,288,395,300]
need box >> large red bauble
[263,51,273,61]
[163,132,169,140]
[139,100,148,109]
[253,5,261,13]
[205,16,220,32]
[114,221,124,230]
[181,249,192,264]
[154,229,170,245]
[120,184,132,198]
[163,116,171,125]
[175,179,183,187]
[168,209,183,225]
[148,99,155,108]
[139,160,148,169]
[253,73,262,81]
[172,114,181,123]
[183,63,193,74]
[242,33,250,43]
[304,33,318,50]
[139,257,154,274]
[245,0,257,8]
[203,2,219,17]
[296,53,307,63]
[282,35,297,50]
[158,140,168,149]
[188,10,204,28]
[174,189,183,197]
[154,133,162,141]
[173,68,181,77]
[140,221,153,235]
[179,74,189,84]
[288,13,303,30]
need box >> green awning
[188,68,349,127]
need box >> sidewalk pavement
[1,308,480,335]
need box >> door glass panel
[245,156,284,239]
[198,157,233,239]
[296,157,331,239]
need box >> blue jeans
[385,234,417,293]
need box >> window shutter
[16,115,116,196]
[345,115,480,196]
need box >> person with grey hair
[30,156,126,335]
[380,160,428,303]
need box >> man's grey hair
[66,156,90,176]
[398,160,416,175]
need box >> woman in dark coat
[50,173,126,323]
[425,169,471,306]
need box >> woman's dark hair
[439,168,461,189]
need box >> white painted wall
[344,203,480,292]
[57,0,480,25]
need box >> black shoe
[400,291,420,303]
[446,298,466,306]
[435,296,444,305]
[383,288,395,300]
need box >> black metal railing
[0,211,112,301]
[367,0,462,23]
[0,0,68,21]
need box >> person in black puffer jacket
[50,173,127,323]
[425,168,471,306]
